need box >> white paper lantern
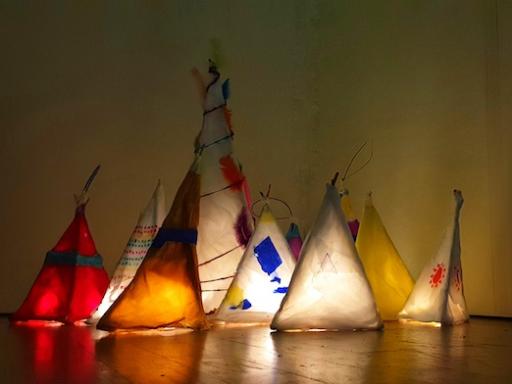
[215,204,296,323]
[271,184,382,331]
[90,181,166,322]
[194,65,253,314]
[399,190,468,325]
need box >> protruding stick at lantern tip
[331,172,339,186]
[82,164,101,194]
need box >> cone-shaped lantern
[285,223,303,261]
[340,186,359,240]
[271,177,382,331]
[356,193,415,320]
[90,181,166,322]
[97,164,207,331]
[215,204,296,323]
[194,63,253,314]
[399,190,468,325]
[12,166,109,324]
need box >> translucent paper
[90,181,166,321]
[97,170,207,331]
[271,184,382,331]
[12,205,109,323]
[286,222,303,261]
[195,68,253,314]
[399,190,468,325]
[356,194,414,320]
[340,189,359,240]
[215,205,296,323]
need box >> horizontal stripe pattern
[150,228,198,248]
[44,251,104,268]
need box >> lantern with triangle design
[271,173,382,331]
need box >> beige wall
[489,0,512,316]
[0,1,510,316]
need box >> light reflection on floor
[1,317,511,383]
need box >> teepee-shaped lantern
[356,193,415,320]
[90,181,166,322]
[97,161,207,331]
[285,222,303,261]
[215,191,296,323]
[193,62,253,314]
[399,190,468,325]
[337,141,372,241]
[340,186,360,240]
[12,166,109,324]
[271,174,382,331]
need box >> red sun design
[429,263,446,288]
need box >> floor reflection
[95,329,207,384]
[10,323,97,384]
[2,318,511,383]
[271,330,381,383]
[364,322,470,383]
[199,327,276,383]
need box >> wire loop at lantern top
[341,141,373,182]
[250,184,294,220]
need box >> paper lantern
[215,204,296,323]
[12,166,109,324]
[399,190,468,325]
[355,193,415,320]
[285,222,303,261]
[97,166,207,331]
[194,63,253,314]
[271,182,382,331]
[89,181,166,322]
[340,186,359,240]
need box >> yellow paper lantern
[356,193,414,320]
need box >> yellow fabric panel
[97,171,207,331]
[356,195,414,320]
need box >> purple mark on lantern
[348,219,359,240]
[235,208,252,247]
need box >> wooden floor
[0,317,511,383]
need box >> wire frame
[250,195,294,221]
